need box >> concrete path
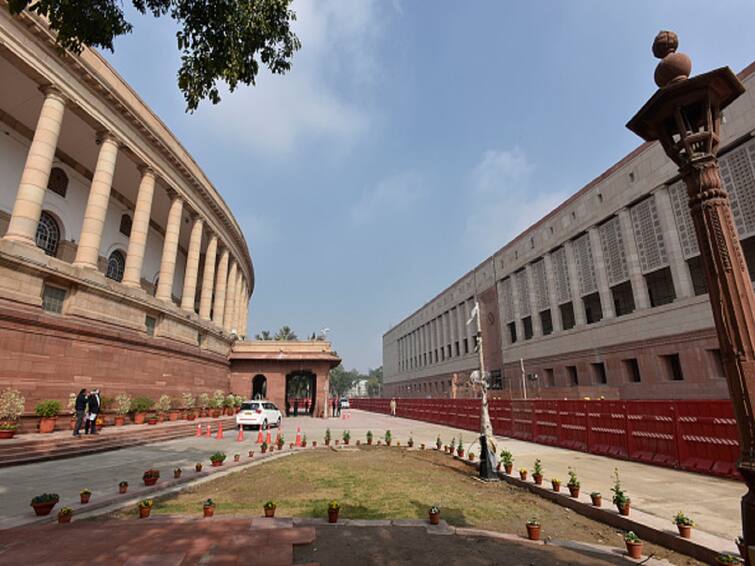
[0,409,744,544]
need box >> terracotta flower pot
[157,414,164,423]
[211,461,223,467]
[169,411,179,422]
[519,471,528,481]
[147,418,158,425]
[457,450,464,458]
[69,418,76,430]
[625,541,643,559]
[234,454,241,462]
[174,470,182,479]
[552,482,561,492]
[31,501,57,516]
[264,507,276,518]
[195,464,203,472]
[119,484,128,494]
[328,509,339,524]
[114,416,125,426]
[386,440,392,446]
[58,513,72,524]
[203,505,215,518]
[505,463,513,474]
[248,451,254,458]
[591,495,602,507]
[80,493,91,504]
[367,439,372,445]
[618,502,631,516]
[0,429,16,439]
[677,524,692,538]
[313,441,318,447]
[533,473,543,486]
[143,477,158,486]
[261,446,267,453]
[526,524,541,541]
[139,507,151,519]
[39,417,56,434]
[133,413,145,425]
[429,512,440,525]
[568,486,580,498]
[187,413,196,421]
[421,444,425,450]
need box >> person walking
[73,388,87,437]
[331,397,337,419]
[85,389,101,435]
[390,398,397,417]
[293,398,299,417]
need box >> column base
[3,234,36,246]
[72,260,99,270]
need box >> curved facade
[0,10,253,406]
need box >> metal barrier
[350,397,741,480]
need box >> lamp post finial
[652,30,691,87]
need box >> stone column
[655,186,694,299]
[233,274,244,334]
[122,166,156,288]
[5,87,67,245]
[223,260,238,332]
[238,281,248,338]
[180,214,204,311]
[212,247,229,325]
[618,208,650,309]
[543,253,563,332]
[198,233,218,319]
[525,265,543,337]
[589,226,616,319]
[564,240,587,325]
[73,132,120,268]
[155,192,183,302]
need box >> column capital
[165,187,184,202]
[39,85,67,105]
[95,130,122,148]
[137,164,156,178]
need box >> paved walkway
[0,409,744,544]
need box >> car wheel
[276,417,282,428]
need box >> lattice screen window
[668,179,699,259]
[531,260,549,311]
[630,195,668,273]
[500,277,515,322]
[551,247,571,304]
[573,233,597,295]
[515,270,531,316]
[598,216,629,286]
[720,141,755,239]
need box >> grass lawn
[116,447,701,565]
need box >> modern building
[383,61,755,402]
[0,10,335,420]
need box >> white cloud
[350,171,424,225]
[191,0,387,155]
[464,149,567,255]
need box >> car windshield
[240,402,259,411]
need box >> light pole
[627,31,753,562]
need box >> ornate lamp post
[627,31,753,561]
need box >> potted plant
[210,390,225,417]
[210,452,226,467]
[276,434,285,450]
[261,441,268,453]
[367,431,373,445]
[195,462,203,472]
[224,394,236,416]
[113,393,131,426]
[31,493,59,516]
[624,531,643,559]
[519,467,528,481]
[526,518,541,541]
[385,430,392,446]
[436,435,442,450]
[168,397,181,421]
[130,397,154,424]
[342,430,351,445]
[312,440,317,448]
[567,467,580,498]
[143,469,160,486]
[203,498,216,518]
[408,435,414,448]
[324,428,331,446]
[449,438,456,455]
[80,489,92,504]
[35,400,60,433]
[156,394,171,421]
[500,449,513,474]
[327,500,340,523]
[182,392,196,420]
[301,434,308,448]
[174,467,182,479]
[0,388,24,439]
[263,500,276,518]
[611,468,630,516]
[716,553,743,565]
[673,511,695,538]
[457,436,464,458]
[590,491,602,507]
[395,440,400,447]
[197,393,210,417]
[532,459,543,485]
[138,499,154,519]
[429,505,440,525]
[468,452,475,461]
[234,453,241,462]
[420,443,425,450]
[551,478,561,492]
[234,394,244,413]
[58,507,73,524]
[147,414,158,425]
[248,450,254,458]
[118,481,128,494]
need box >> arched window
[119,214,132,237]
[106,250,125,282]
[35,211,60,256]
[252,375,267,400]
[47,167,68,198]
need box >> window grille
[551,247,571,304]
[531,259,549,311]
[668,180,699,259]
[35,211,60,256]
[47,167,68,197]
[515,270,530,316]
[573,233,597,295]
[630,195,668,273]
[106,250,125,282]
[720,141,755,239]
[598,216,629,286]
[500,277,515,322]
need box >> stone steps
[0,416,237,467]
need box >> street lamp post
[627,31,753,562]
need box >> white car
[236,400,282,430]
[339,398,350,409]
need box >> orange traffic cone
[196,424,202,437]
[216,422,224,440]
[256,427,263,444]
[295,427,302,447]
[236,427,244,442]
[206,424,212,438]
[265,429,272,445]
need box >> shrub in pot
[532,459,543,485]
[0,388,25,439]
[611,468,630,515]
[168,396,181,421]
[500,449,513,474]
[210,390,225,417]
[519,468,528,481]
[174,467,182,479]
[590,491,602,507]
[324,428,331,446]
[436,435,442,450]
[195,463,203,472]
[420,443,425,450]
[114,393,131,426]
[567,467,580,498]
[261,441,268,454]
[342,430,351,445]
[263,500,276,518]
[0,421,18,440]
[407,435,414,448]
[526,518,541,541]
[276,434,285,450]
[143,469,160,486]
[80,489,92,504]
[551,478,561,492]
[35,400,60,433]
[327,500,340,523]
[312,441,317,448]
[155,394,171,421]
[234,453,241,462]
[385,430,392,446]
[138,498,154,519]
[449,439,456,455]
[301,434,307,448]
[130,397,154,424]
[716,553,743,565]
[30,493,59,516]
[203,498,215,518]
[182,392,196,420]
[624,531,643,559]
[147,414,158,425]
[118,481,128,494]
[428,505,440,525]
[58,507,73,524]
[197,393,210,417]
[224,394,236,416]
[673,511,695,538]
[468,452,475,462]
[366,431,373,445]
[210,451,226,467]
[248,450,254,458]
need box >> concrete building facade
[383,62,755,401]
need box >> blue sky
[106,1,755,372]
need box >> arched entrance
[285,371,316,416]
[251,374,267,399]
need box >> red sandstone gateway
[235,401,282,430]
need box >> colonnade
[3,86,250,337]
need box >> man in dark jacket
[84,389,101,435]
[73,389,87,437]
